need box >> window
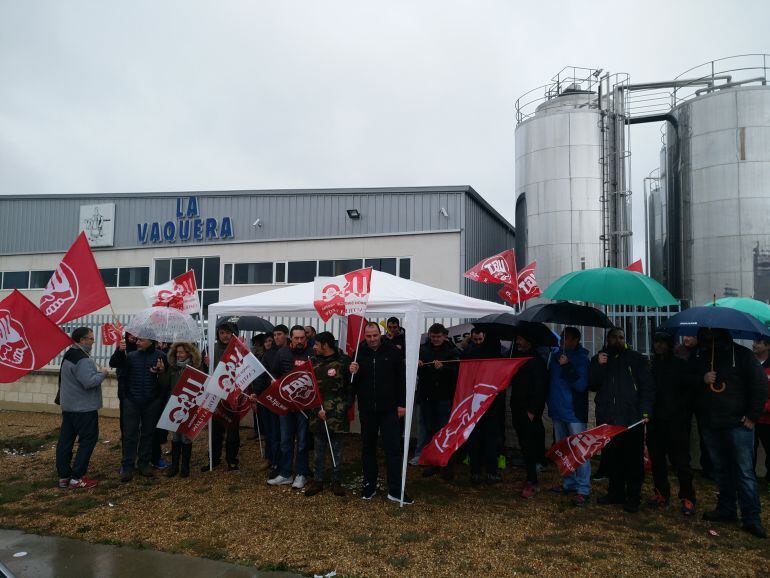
[224,263,233,285]
[365,258,397,275]
[2,271,29,289]
[203,257,219,289]
[275,262,286,283]
[233,262,273,284]
[319,259,363,276]
[118,267,150,287]
[399,258,411,279]
[154,259,171,284]
[171,258,188,279]
[100,268,118,287]
[287,261,317,283]
[30,270,54,289]
[154,257,219,318]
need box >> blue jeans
[552,420,591,496]
[279,412,309,477]
[259,404,281,467]
[703,426,762,525]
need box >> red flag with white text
[204,337,267,405]
[313,268,372,322]
[498,261,541,305]
[418,358,530,467]
[101,321,124,346]
[546,423,628,476]
[39,232,111,324]
[464,249,517,285]
[624,259,644,274]
[257,361,322,416]
[345,315,368,357]
[143,270,200,315]
[156,366,218,439]
[1,291,73,383]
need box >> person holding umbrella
[589,327,655,513]
[696,328,767,538]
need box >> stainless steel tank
[514,87,605,289]
[669,84,770,304]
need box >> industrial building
[0,186,515,319]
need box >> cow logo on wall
[79,203,115,247]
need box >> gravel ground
[1,409,769,577]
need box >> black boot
[166,442,181,478]
[180,444,192,478]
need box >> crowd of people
[53,317,770,538]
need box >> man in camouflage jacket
[305,331,353,497]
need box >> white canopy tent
[208,270,512,503]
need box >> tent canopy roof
[208,270,512,318]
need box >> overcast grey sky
[1,0,767,259]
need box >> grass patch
[399,531,425,543]
[0,430,59,454]
[351,534,375,545]
[76,525,92,533]
[387,555,409,569]
[0,479,52,504]
[59,495,101,517]
[643,557,669,569]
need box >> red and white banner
[624,259,644,274]
[39,232,111,324]
[345,314,368,357]
[546,423,628,476]
[156,366,217,439]
[464,249,517,285]
[313,268,372,322]
[101,321,124,346]
[143,270,200,315]
[205,338,267,404]
[257,361,322,416]
[419,358,530,467]
[498,261,541,305]
[0,290,73,383]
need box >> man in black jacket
[509,332,548,498]
[350,322,412,504]
[696,329,767,539]
[110,336,167,482]
[589,327,654,513]
[647,331,697,515]
[418,323,460,479]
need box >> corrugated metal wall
[462,193,516,301]
[0,188,468,255]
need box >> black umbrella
[515,302,613,328]
[216,315,274,333]
[663,306,770,341]
[474,313,558,347]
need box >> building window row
[0,267,151,290]
[223,257,411,285]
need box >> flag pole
[322,416,337,469]
[349,314,366,384]
[255,406,264,458]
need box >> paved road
[0,529,301,578]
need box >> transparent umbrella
[126,307,200,343]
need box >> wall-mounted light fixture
[252,218,262,227]
[439,207,449,217]
[346,209,361,220]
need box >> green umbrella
[542,267,678,307]
[704,297,770,326]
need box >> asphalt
[0,529,302,578]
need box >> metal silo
[515,68,632,289]
[660,55,770,304]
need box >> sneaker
[572,494,589,507]
[292,475,307,489]
[408,456,420,466]
[680,498,696,516]
[58,478,70,489]
[647,489,669,509]
[69,476,98,489]
[152,458,168,470]
[304,481,323,497]
[331,481,346,497]
[120,469,133,483]
[268,466,279,479]
[361,485,376,500]
[521,482,539,499]
[497,455,507,470]
[702,509,738,523]
[267,474,294,486]
[387,492,414,505]
[742,523,768,539]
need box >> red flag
[419,358,530,466]
[498,261,541,305]
[39,232,111,324]
[313,268,372,322]
[156,366,217,440]
[464,249,517,285]
[546,423,628,476]
[101,321,124,346]
[257,361,322,416]
[624,259,644,274]
[143,270,200,315]
[0,290,73,383]
[345,314,368,357]
[205,337,267,405]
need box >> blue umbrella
[662,306,770,341]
